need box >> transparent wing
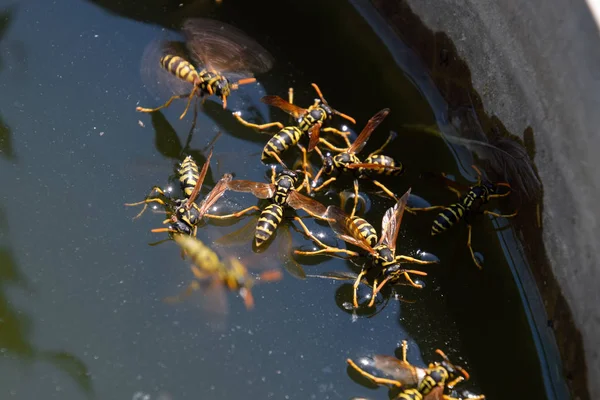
[379,188,411,252]
[286,191,327,218]
[186,148,213,206]
[140,37,193,99]
[324,206,376,255]
[261,95,307,118]
[372,355,420,386]
[226,180,275,199]
[347,108,390,155]
[196,173,233,217]
[182,18,274,76]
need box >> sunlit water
[0,0,553,399]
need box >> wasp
[125,149,255,237]
[295,188,436,308]
[311,108,404,217]
[209,167,328,247]
[347,340,485,400]
[233,83,356,166]
[137,18,274,119]
[167,234,282,310]
[408,165,517,269]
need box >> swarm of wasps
[127,17,518,400]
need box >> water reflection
[0,5,17,161]
[0,207,93,398]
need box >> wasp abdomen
[261,127,302,162]
[160,55,199,84]
[432,203,466,235]
[362,154,404,176]
[179,156,200,198]
[397,389,423,400]
[255,204,284,246]
[350,216,378,247]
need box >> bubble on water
[342,301,354,310]
[132,392,151,400]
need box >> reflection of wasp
[295,188,436,308]
[167,234,282,310]
[210,168,328,247]
[409,165,517,269]
[233,84,355,166]
[347,340,485,400]
[312,108,404,216]
[137,18,274,119]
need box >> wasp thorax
[213,77,231,97]
[276,170,299,188]
[374,245,395,264]
[334,152,360,170]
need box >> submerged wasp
[167,234,282,310]
[209,167,328,247]
[311,108,404,216]
[138,18,274,119]
[409,165,517,269]
[347,340,485,400]
[295,188,437,308]
[233,84,356,167]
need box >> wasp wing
[347,108,390,155]
[372,355,420,387]
[378,188,411,252]
[186,148,213,207]
[196,173,233,217]
[324,206,376,255]
[261,95,307,119]
[286,191,327,218]
[140,38,194,100]
[308,121,322,152]
[182,18,274,76]
[226,180,275,199]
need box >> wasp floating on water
[347,340,485,400]
[295,188,437,308]
[138,18,274,119]
[167,234,282,310]
[409,165,517,269]
[211,167,328,247]
[312,108,404,216]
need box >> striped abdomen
[431,203,466,235]
[160,55,199,85]
[397,389,423,400]
[462,185,490,211]
[360,154,404,177]
[298,107,327,133]
[179,156,200,198]
[418,367,448,394]
[255,204,284,246]
[173,235,222,274]
[261,126,302,161]
[350,216,378,247]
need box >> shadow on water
[0,207,94,398]
[0,5,17,161]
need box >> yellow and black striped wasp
[347,340,485,400]
[208,167,328,247]
[311,108,404,216]
[295,188,437,308]
[137,18,274,120]
[167,234,282,311]
[408,165,517,269]
[233,83,356,166]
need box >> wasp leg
[312,177,336,193]
[346,358,403,388]
[125,187,169,219]
[448,186,463,199]
[270,164,277,185]
[443,396,485,400]
[445,376,465,390]
[405,205,446,214]
[401,340,408,363]
[370,180,398,202]
[318,138,349,153]
[352,270,367,308]
[288,87,294,104]
[321,127,352,148]
[232,113,284,132]
[179,88,199,120]
[350,179,360,218]
[368,131,396,158]
[267,151,289,170]
[367,277,379,307]
[466,224,482,270]
[163,280,201,304]
[136,93,191,114]
[204,206,261,220]
[395,255,438,265]
[296,143,313,194]
[293,217,359,257]
[484,210,518,218]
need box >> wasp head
[276,169,299,188]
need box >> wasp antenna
[311,83,327,104]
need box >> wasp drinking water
[347,340,485,400]
[208,167,328,247]
[167,234,282,310]
[408,165,517,269]
[137,18,274,119]
[233,83,355,168]
[295,188,437,308]
[311,108,404,217]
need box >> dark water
[0,0,563,399]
